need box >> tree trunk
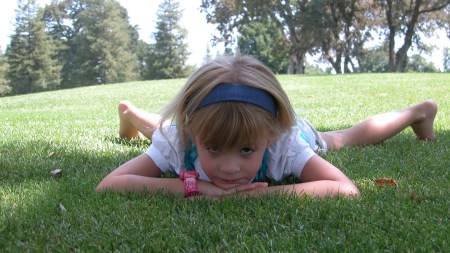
[289,50,305,74]
[395,0,422,72]
[386,0,397,72]
[332,55,342,74]
[344,56,353,73]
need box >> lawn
[1,73,449,252]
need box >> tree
[237,20,290,74]
[406,54,438,72]
[309,0,374,74]
[380,0,450,72]
[6,0,61,94]
[0,47,11,96]
[443,47,450,72]
[201,0,312,74]
[202,0,375,74]
[145,0,190,80]
[135,39,151,80]
[358,45,389,73]
[44,0,139,87]
[76,0,139,84]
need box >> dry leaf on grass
[374,178,398,187]
[411,192,421,204]
[47,151,56,158]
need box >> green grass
[1,73,449,252]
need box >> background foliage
[201,0,450,74]
[0,0,190,96]
[0,0,449,97]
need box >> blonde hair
[160,55,296,149]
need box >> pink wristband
[179,171,201,197]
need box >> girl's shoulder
[269,127,312,155]
[266,127,316,180]
[151,125,182,147]
[146,125,185,173]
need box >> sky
[0,0,220,66]
[0,0,448,70]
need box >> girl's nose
[219,160,240,174]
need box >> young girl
[96,55,438,198]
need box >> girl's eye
[240,147,254,155]
[207,147,221,153]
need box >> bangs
[188,102,281,149]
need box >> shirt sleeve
[266,127,316,181]
[144,126,185,174]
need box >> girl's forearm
[253,180,360,197]
[97,175,359,198]
[96,175,184,194]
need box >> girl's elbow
[95,175,135,193]
[96,177,114,192]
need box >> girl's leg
[320,99,438,150]
[118,100,164,140]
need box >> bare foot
[118,100,144,139]
[411,99,437,141]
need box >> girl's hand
[198,180,268,199]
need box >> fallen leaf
[307,95,315,99]
[47,151,56,158]
[374,178,398,187]
[51,169,62,177]
[411,192,421,204]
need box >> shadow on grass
[104,135,150,148]
[0,136,145,189]
[0,137,150,250]
[2,128,448,188]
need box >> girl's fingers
[199,181,269,198]
[225,182,269,194]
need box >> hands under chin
[197,180,269,199]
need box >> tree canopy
[201,0,450,74]
[1,0,191,96]
[144,0,191,80]
[6,0,61,94]
[1,0,448,96]
[43,0,139,87]
[237,20,290,74]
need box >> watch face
[180,171,199,180]
[184,177,199,197]
[181,171,200,197]
[185,177,196,189]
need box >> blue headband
[196,83,278,117]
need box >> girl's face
[193,135,270,190]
